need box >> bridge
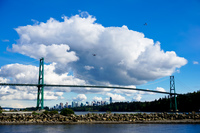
[0,58,178,111]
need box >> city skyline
[0,0,200,108]
[52,97,112,110]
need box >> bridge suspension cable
[0,83,180,95]
[0,58,181,111]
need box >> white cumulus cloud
[73,94,87,101]
[93,96,102,101]
[0,12,189,105]
[193,61,199,65]
[106,93,126,101]
[11,44,79,64]
[9,12,187,86]
[84,65,94,70]
[0,63,85,101]
[132,94,142,101]
[155,87,166,92]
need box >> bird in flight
[144,23,147,26]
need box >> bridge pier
[36,57,44,110]
[170,76,178,111]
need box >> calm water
[74,111,156,115]
[0,124,200,133]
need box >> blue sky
[0,0,200,108]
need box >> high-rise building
[97,101,100,106]
[110,97,112,104]
[60,102,63,109]
[86,101,90,106]
[56,104,59,109]
[101,101,105,105]
[75,102,78,107]
[77,102,80,107]
[72,101,75,108]
[65,102,68,108]
[91,101,95,106]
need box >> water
[0,124,200,133]
[74,111,155,115]
[74,111,196,115]
[1,112,200,133]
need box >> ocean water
[0,124,200,133]
[74,111,156,115]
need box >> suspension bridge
[0,58,179,111]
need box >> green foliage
[177,91,200,112]
[24,107,37,111]
[44,106,50,111]
[71,91,200,112]
[24,106,49,111]
[49,110,58,115]
[42,110,58,115]
[0,106,2,113]
[106,111,111,114]
[32,111,39,115]
[43,110,49,115]
[60,108,74,116]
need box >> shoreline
[1,112,200,125]
[1,119,200,125]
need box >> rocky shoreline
[1,112,200,125]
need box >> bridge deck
[0,83,180,95]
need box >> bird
[92,54,96,56]
[144,23,147,26]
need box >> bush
[42,110,58,115]
[0,106,2,113]
[49,110,58,115]
[32,111,39,115]
[43,110,49,115]
[60,108,74,116]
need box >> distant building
[105,101,109,105]
[101,101,105,105]
[60,103,63,109]
[91,101,96,106]
[65,102,68,108]
[56,104,59,109]
[110,97,112,104]
[72,101,76,108]
[97,101,101,106]
[77,102,80,107]
[75,102,79,107]
[86,101,90,106]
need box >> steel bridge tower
[170,76,177,111]
[36,58,44,110]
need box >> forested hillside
[72,91,200,112]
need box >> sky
[0,0,200,108]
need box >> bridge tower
[36,58,44,110]
[170,76,177,111]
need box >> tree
[0,106,2,113]
[60,108,74,116]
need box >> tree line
[1,90,200,112]
[72,91,200,112]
